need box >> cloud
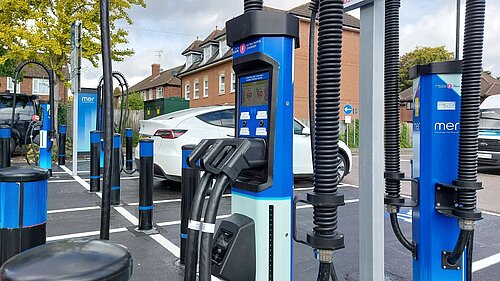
[400,0,500,76]
[81,0,500,88]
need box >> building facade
[178,4,361,124]
[0,65,68,102]
[129,64,183,101]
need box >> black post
[125,128,133,171]
[180,144,200,264]
[58,125,67,165]
[139,139,154,231]
[0,126,11,169]
[111,134,121,205]
[90,131,101,193]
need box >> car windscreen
[480,109,500,130]
[0,97,34,122]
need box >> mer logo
[434,122,459,133]
[81,96,95,103]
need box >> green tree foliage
[128,92,144,110]
[0,0,146,83]
[0,48,15,77]
[399,46,455,91]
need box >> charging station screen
[241,79,268,107]
[238,72,270,138]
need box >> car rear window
[0,97,34,122]
[197,111,222,126]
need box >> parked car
[478,95,500,165]
[0,92,39,154]
[136,106,352,182]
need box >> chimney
[151,63,160,78]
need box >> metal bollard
[179,144,200,264]
[90,131,101,193]
[125,128,133,171]
[138,139,154,231]
[58,125,67,165]
[111,134,121,205]
[0,126,11,169]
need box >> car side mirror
[301,127,311,136]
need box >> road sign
[345,115,352,124]
[344,104,353,115]
[344,0,374,12]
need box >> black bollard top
[0,167,50,183]
[0,239,133,281]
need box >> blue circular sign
[344,104,353,115]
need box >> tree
[0,48,15,78]
[128,92,144,110]
[399,46,455,91]
[0,0,146,87]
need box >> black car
[0,93,39,153]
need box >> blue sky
[80,0,500,87]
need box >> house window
[185,83,191,100]
[6,77,20,93]
[203,78,209,98]
[219,74,225,94]
[203,47,212,64]
[194,81,200,99]
[231,71,236,93]
[149,89,153,100]
[219,38,228,57]
[157,87,164,99]
[32,78,49,95]
[406,102,414,110]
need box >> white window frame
[32,78,49,95]
[219,74,225,95]
[203,47,212,64]
[203,78,209,98]
[231,71,236,93]
[185,83,191,100]
[149,89,153,100]
[193,80,200,99]
[6,77,20,93]
[157,87,164,99]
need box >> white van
[478,95,500,165]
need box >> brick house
[178,3,361,124]
[0,64,68,102]
[129,64,183,101]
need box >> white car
[136,106,352,182]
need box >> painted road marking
[60,165,93,194]
[473,253,500,272]
[47,228,128,242]
[49,176,139,184]
[48,206,100,214]
[114,206,139,225]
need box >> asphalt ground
[27,158,500,280]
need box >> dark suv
[0,93,39,154]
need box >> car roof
[151,105,234,121]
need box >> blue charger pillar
[0,167,50,265]
[39,103,52,173]
[211,9,299,280]
[100,133,105,170]
[410,61,465,280]
[0,126,11,169]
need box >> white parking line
[150,234,180,258]
[47,228,128,242]
[48,176,139,184]
[473,253,500,272]
[48,206,100,214]
[114,206,139,225]
[60,165,93,194]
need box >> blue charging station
[39,103,52,172]
[410,61,465,279]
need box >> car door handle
[227,134,235,137]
